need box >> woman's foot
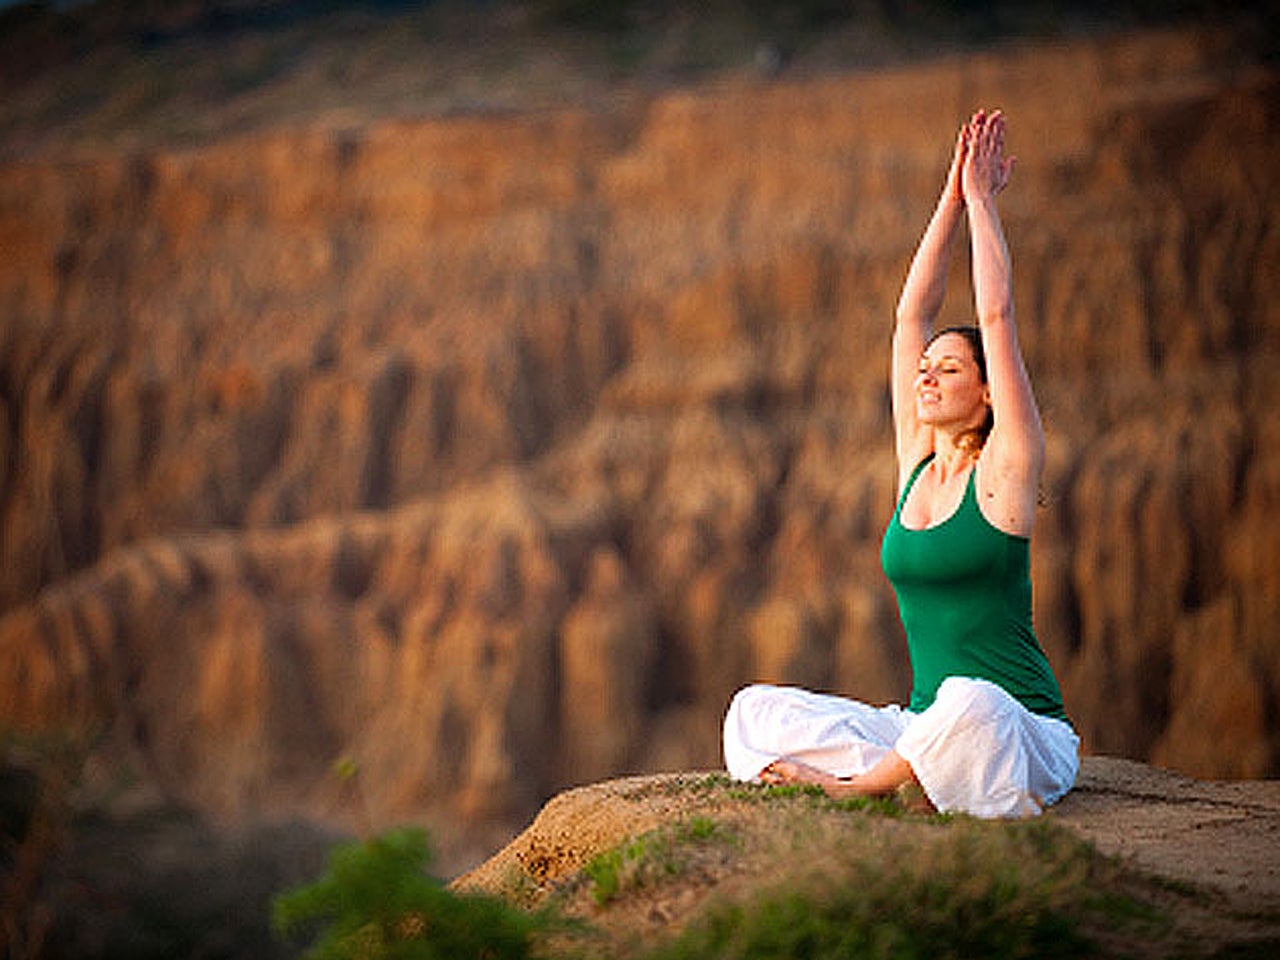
[759,759,857,798]
[759,755,935,811]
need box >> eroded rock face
[1,29,1276,869]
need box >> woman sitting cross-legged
[723,109,1079,817]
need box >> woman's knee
[934,677,1019,726]
[725,684,772,730]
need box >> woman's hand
[962,109,1015,203]
[943,121,969,205]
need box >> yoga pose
[723,110,1079,816]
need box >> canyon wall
[1,28,1276,869]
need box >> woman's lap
[722,678,1079,817]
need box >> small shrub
[271,826,547,960]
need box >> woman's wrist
[931,192,964,228]
[964,192,1000,217]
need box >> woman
[722,110,1079,816]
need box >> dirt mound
[458,757,1280,916]
[453,757,1280,957]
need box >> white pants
[723,678,1080,817]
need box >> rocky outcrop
[454,756,1280,919]
[1,27,1277,871]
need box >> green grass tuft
[654,878,1087,958]
[581,816,740,907]
[645,816,1151,960]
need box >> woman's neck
[931,429,980,480]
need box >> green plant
[583,836,649,906]
[582,816,739,907]
[271,826,547,960]
[648,818,1140,960]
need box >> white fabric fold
[723,678,1079,817]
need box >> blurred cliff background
[0,0,1277,910]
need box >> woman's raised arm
[892,124,967,487]
[963,110,1045,534]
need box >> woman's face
[914,332,991,428]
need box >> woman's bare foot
[759,759,858,798]
[759,755,935,811]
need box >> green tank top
[880,456,1067,720]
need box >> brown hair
[928,325,993,454]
